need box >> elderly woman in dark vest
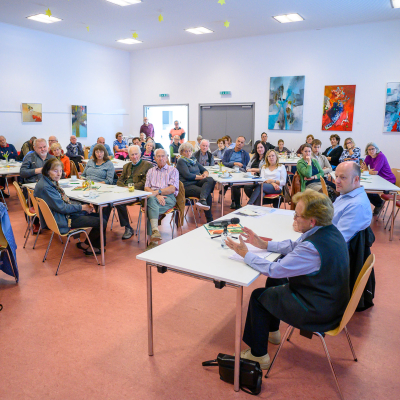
[226,190,349,369]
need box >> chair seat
[264,194,280,199]
[29,207,36,214]
[61,227,91,237]
[380,193,400,201]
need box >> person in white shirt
[246,149,287,207]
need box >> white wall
[0,22,131,152]
[130,20,400,165]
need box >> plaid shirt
[145,164,179,196]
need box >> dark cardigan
[322,146,344,167]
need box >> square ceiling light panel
[27,14,62,23]
[106,0,141,6]
[185,27,213,35]
[116,38,143,44]
[273,13,304,23]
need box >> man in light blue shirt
[332,161,372,242]
[88,137,113,158]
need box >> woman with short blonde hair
[51,142,71,178]
[339,137,361,163]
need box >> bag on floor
[202,353,262,395]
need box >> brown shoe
[150,229,162,241]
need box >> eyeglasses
[345,141,352,145]
[368,147,376,151]
[293,212,305,219]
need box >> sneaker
[268,330,281,345]
[230,202,236,209]
[145,242,158,251]
[196,199,210,210]
[240,348,271,370]
[122,226,134,240]
[150,229,162,241]
[373,204,383,216]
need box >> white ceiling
[0,0,399,52]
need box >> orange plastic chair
[320,176,329,197]
[266,254,375,400]
[36,197,100,276]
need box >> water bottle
[221,229,229,249]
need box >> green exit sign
[220,91,231,95]
[159,94,169,98]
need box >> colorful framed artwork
[383,82,400,132]
[268,76,305,131]
[322,85,356,131]
[22,103,42,122]
[72,105,87,137]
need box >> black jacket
[322,146,344,167]
[348,227,375,311]
[252,140,274,154]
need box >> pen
[211,235,238,239]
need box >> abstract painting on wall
[268,76,305,131]
[22,103,42,122]
[322,85,356,131]
[71,105,87,137]
[383,83,400,132]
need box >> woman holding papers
[226,190,349,369]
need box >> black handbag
[202,353,262,395]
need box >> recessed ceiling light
[273,13,304,23]
[116,38,143,44]
[391,0,400,8]
[106,0,141,6]
[185,27,213,35]
[27,14,62,24]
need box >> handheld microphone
[208,217,240,227]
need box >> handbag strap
[240,373,262,395]
[202,359,218,367]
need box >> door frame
[143,104,190,139]
[198,102,255,144]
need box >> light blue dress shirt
[243,226,322,278]
[332,187,372,242]
[88,143,113,158]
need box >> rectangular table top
[205,166,264,184]
[23,179,150,206]
[136,205,300,287]
[0,163,21,175]
[330,171,400,192]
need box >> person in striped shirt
[144,149,179,243]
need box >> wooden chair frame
[265,254,375,400]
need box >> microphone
[208,217,240,227]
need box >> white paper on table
[229,243,271,262]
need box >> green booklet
[204,223,244,236]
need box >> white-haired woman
[225,190,350,369]
[141,140,157,166]
[176,142,215,223]
[361,142,396,214]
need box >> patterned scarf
[51,179,71,204]
[182,156,196,166]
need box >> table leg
[99,205,105,265]
[390,192,397,241]
[146,263,154,356]
[144,196,148,248]
[234,286,243,392]
[260,181,263,206]
[221,184,225,216]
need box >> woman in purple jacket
[361,142,396,215]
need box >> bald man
[88,137,113,158]
[332,161,372,242]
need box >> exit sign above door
[159,94,169,98]
[220,91,231,95]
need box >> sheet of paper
[229,243,271,262]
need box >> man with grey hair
[115,145,153,240]
[144,148,179,244]
[332,161,372,242]
[20,138,55,184]
[193,139,215,166]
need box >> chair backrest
[0,222,8,249]
[334,254,375,333]
[70,161,79,177]
[27,188,40,216]
[188,141,196,149]
[391,168,400,188]
[12,181,33,216]
[290,172,301,210]
[320,176,328,197]
[84,147,89,159]
[36,198,61,235]
[78,163,85,173]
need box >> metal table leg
[260,182,263,206]
[100,205,105,265]
[144,196,148,248]
[234,286,243,392]
[221,184,225,216]
[147,263,154,356]
[390,192,397,241]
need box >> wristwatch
[158,189,162,195]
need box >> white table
[330,171,400,240]
[23,179,151,264]
[206,166,264,214]
[279,156,301,166]
[0,162,21,195]
[82,159,129,172]
[136,205,300,392]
